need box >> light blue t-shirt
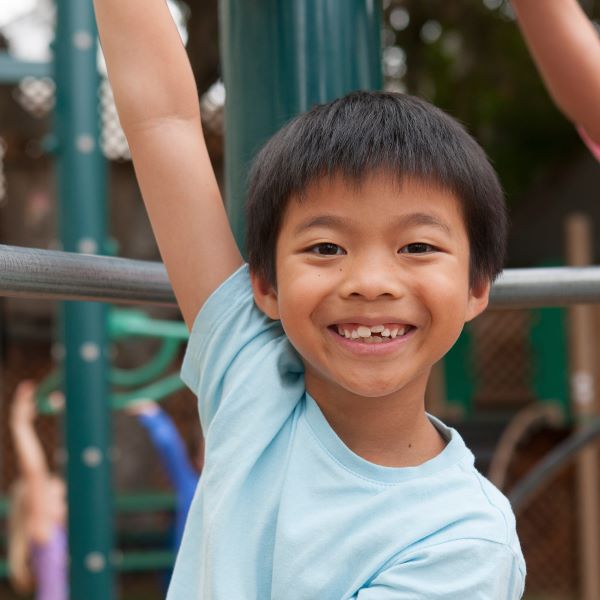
[169,265,526,599]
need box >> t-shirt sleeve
[180,265,304,432]
[355,538,526,600]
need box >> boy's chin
[307,370,428,402]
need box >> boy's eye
[309,243,345,256]
[399,243,436,254]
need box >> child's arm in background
[512,0,600,145]
[126,399,198,491]
[93,1,243,329]
[9,381,54,540]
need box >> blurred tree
[180,0,600,206]
[384,0,599,204]
[184,0,220,93]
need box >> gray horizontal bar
[0,244,175,306]
[0,53,52,83]
[2,244,600,309]
[490,266,600,308]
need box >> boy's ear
[465,279,491,322]
[250,271,280,320]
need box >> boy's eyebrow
[293,212,452,235]
[398,212,452,235]
[293,215,348,234]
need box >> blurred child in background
[7,382,200,597]
[8,381,67,600]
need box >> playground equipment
[2,2,600,599]
[6,242,600,306]
[6,246,600,599]
[0,2,383,598]
[34,308,188,414]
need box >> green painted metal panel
[0,492,175,518]
[220,0,382,250]
[54,0,114,597]
[530,307,570,420]
[443,324,475,417]
[115,551,175,572]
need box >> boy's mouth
[330,323,415,344]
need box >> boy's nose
[339,255,406,300]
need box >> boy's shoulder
[417,419,519,547]
[389,424,525,587]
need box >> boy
[94,1,526,597]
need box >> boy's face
[252,174,489,406]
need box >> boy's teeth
[335,323,412,341]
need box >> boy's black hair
[246,91,507,289]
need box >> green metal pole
[54,1,115,598]
[220,0,382,250]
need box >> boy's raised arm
[93,0,242,329]
[512,0,600,145]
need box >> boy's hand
[94,0,243,329]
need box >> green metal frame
[0,52,52,83]
[110,339,181,387]
[55,1,114,596]
[220,0,382,249]
[34,308,188,414]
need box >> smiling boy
[95,1,526,598]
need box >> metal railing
[3,243,600,308]
[0,243,174,306]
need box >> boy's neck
[307,374,447,468]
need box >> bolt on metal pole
[54,1,115,597]
[220,0,382,250]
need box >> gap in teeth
[336,325,408,340]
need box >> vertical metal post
[566,214,600,600]
[220,0,382,250]
[54,1,115,598]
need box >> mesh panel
[13,77,55,118]
[507,430,580,600]
[100,77,131,161]
[472,310,536,408]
